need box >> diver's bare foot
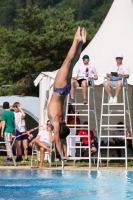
[74,26,82,42]
[81,27,86,43]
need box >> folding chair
[30,143,58,168]
[0,141,16,166]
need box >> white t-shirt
[14,112,22,131]
[77,64,97,80]
[20,122,26,133]
[107,65,130,75]
[113,130,125,140]
[38,130,54,145]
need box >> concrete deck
[0,166,133,170]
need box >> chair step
[99,157,126,160]
[102,103,124,105]
[102,114,124,116]
[100,135,126,138]
[66,114,89,116]
[101,125,126,127]
[99,146,126,149]
[67,103,88,105]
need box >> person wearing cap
[69,54,98,104]
[104,54,130,103]
[1,102,22,163]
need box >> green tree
[0,6,99,96]
[0,6,98,81]
[0,0,113,27]
[55,0,113,24]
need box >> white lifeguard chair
[65,79,98,170]
[97,78,133,170]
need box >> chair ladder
[64,81,98,170]
[97,82,132,170]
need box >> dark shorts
[77,79,86,87]
[16,130,28,141]
[53,84,71,96]
[16,130,21,141]
[20,132,28,140]
[61,138,67,145]
[83,143,98,149]
[91,143,98,150]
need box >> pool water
[0,170,133,200]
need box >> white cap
[115,53,123,58]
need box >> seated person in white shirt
[69,55,98,104]
[104,53,130,103]
[29,120,54,168]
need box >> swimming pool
[0,170,133,200]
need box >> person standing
[1,102,22,163]
[19,117,29,162]
[13,102,26,162]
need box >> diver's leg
[54,27,86,88]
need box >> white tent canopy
[34,0,133,126]
[0,96,39,122]
[74,0,133,85]
[35,0,133,86]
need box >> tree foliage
[0,0,113,27]
[0,6,99,96]
[54,0,113,24]
[0,0,114,96]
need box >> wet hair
[83,121,88,125]
[117,121,124,128]
[117,121,124,125]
